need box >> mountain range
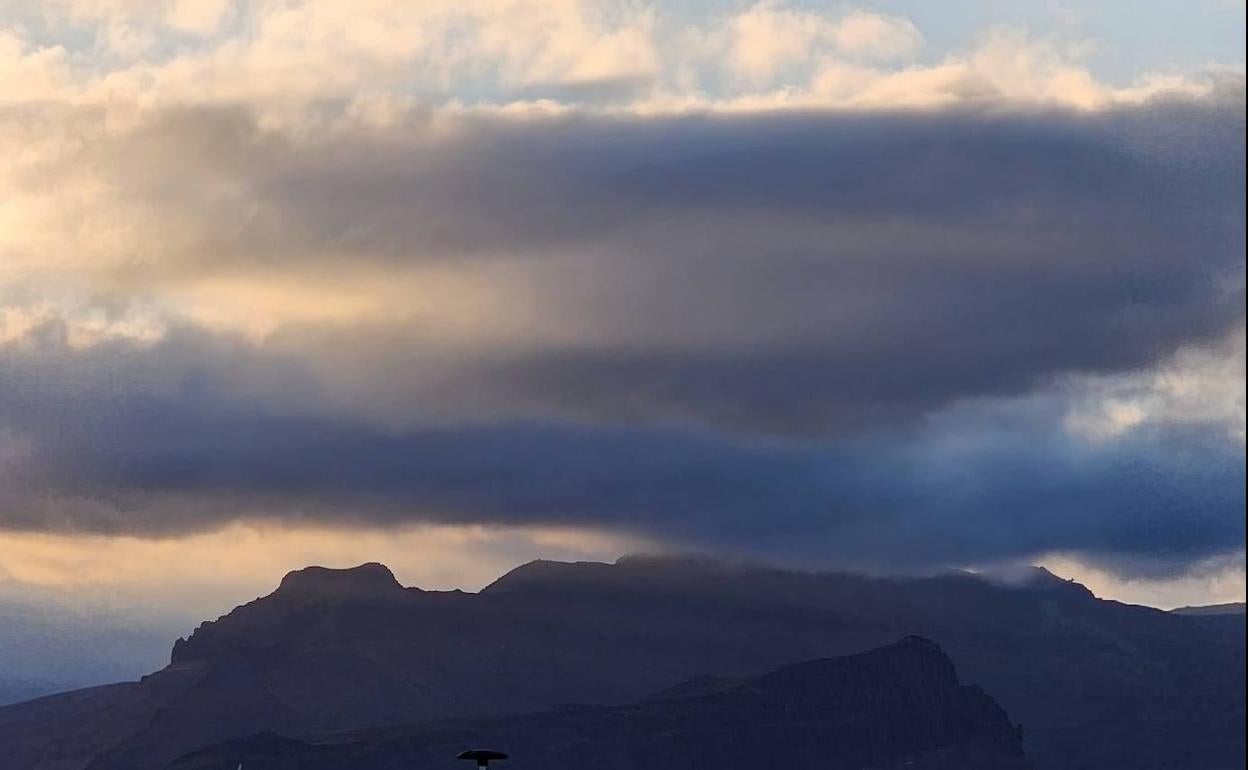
[0,556,1242,770]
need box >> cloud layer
[0,1,1244,584]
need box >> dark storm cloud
[2,347,1242,577]
[66,91,1243,433]
[122,91,1243,266]
[1,90,1244,574]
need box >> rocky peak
[273,563,406,600]
[1026,566,1095,598]
[480,558,612,594]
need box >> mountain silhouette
[1171,602,1246,616]
[0,557,1241,770]
[166,636,1028,770]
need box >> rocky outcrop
[168,637,1029,770]
[171,563,411,664]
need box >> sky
[0,0,1245,690]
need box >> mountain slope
[1172,602,1246,616]
[167,637,1029,770]
[0,557,1242,770]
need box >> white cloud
[802,26,1114,109]
[829,9,922,60]
[1,0,1219,113]
[70,0,661,106]
[711,3,921,87]
[163,0,232,35]
[723,1,830,84]
[1066,325,1247,443]
[0,31,73,103]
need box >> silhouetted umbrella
[457,748,508,767]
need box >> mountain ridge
[0,556,1241,770]
[1171,601,1246,616]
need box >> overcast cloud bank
[0,1,1244,589]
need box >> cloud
[717,3,922,86]
[3,94,1240,433]
[1,1,1227,110]
[1066,325,1246,442]
[1,339,1243,578]
[14,0,664,106]
[0,32,72,103]
[830,9,923,60]
[163,0,232,35]
[0,2,1243,582]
